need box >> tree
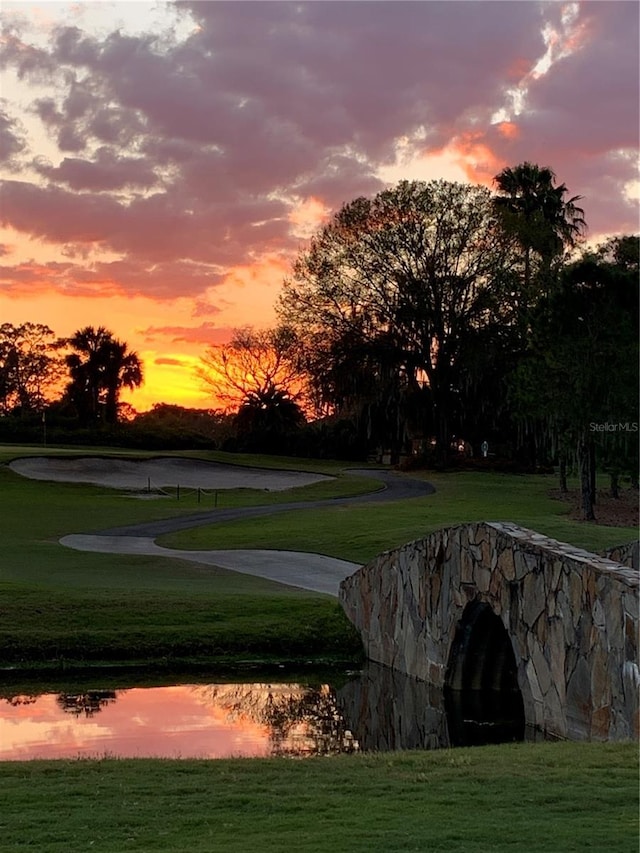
[102,339,144,424]
[0,322,62,415]
[509,236,638,518]
[197,326,306,451]
[493,162,586,303]
[279,179,520,461]
[197,326,304,410]
[64,326,143,425]
[130,404,233,449]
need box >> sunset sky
[1,0,638,411]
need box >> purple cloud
[0,103,26,167]
[0,0,636,308]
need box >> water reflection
[444,686,525,747]
[57,691,117,718]
[194,683,358,757]
[338,662,450,751]
[0,663,528,761]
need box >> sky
[1,0,638,412]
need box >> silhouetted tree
[493,161,586,303]
[0,322,62,415]
[64,326,143,425]
[197,326,304,410]
[102,339,144,424]
[197,326,306,451]
[509,236,638,518]
[279,179,519,461]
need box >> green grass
[1,582,360,668]
[0,742,637,852]
[1,444,635,670]
[163,470,638,563]
[0,449,368,670]
[1,444,638,851]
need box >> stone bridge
[339,522,639,742]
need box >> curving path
[61,468,435,597]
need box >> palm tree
[493,162,587,296]
[65,326,143,425]
[102,339,144,424]
[65,326,112,424]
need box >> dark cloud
[0,259,78,294]
[33,147,159,192]
[0,250,225,300]
[478,1,639,238]
[0,103,26,167]
[0,178,289,269]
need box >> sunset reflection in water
[0,683,359,761]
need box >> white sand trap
[8,456,332,491]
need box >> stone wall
[603,540,639,570]
[339,522,639,741]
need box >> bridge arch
[446,599,520,692]
[339,522,639,741]
[444,599,526,745]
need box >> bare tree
[197,326,305,412]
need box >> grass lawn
[0,447,370,670]
[1,445,636,670]
[162,469,638,563]
[0,742,637,852]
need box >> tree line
[199,163,638,519]
[2,162,637,519]
[0,324,143,427]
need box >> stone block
[531,642,553,696]
[497,547,515,581]
[513,551,530,581]
[590,705,612,740]
[591,598,606,631]
[481,538,492,567]
[546,620,566,696]
[569,572,584,625]
[459,548,473,584]
[474,564,491,593]
[543,682,566,738]
[522,572,546,627]
[550,560,564,593]
[590,646,612,712]
[566,656,592,719]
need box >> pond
[0,662,531,760]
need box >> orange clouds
[288,196,331,239]
[506,56,534,83]
[433,133,506,187]
[496,122,520,141]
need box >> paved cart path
[58,466,434,597]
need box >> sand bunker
[8,456,332,491]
